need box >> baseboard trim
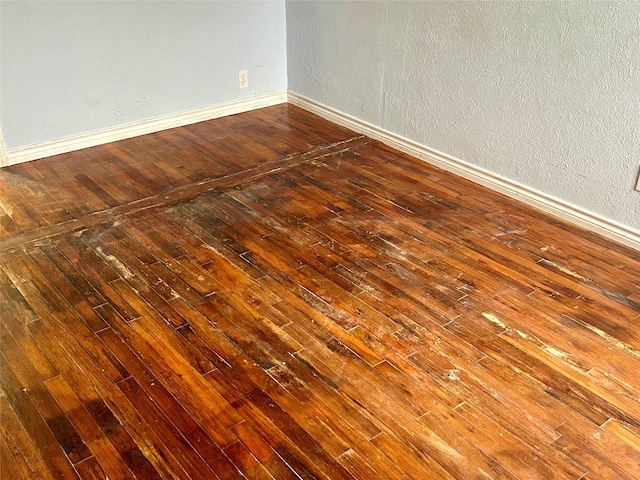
[0,129,7,168]
[288,91,640,251]
[5,91,288,166]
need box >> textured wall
[287,1,640,229]
[1,1,287,148]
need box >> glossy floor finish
[1,104,639,479]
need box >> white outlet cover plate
[239,70,248,89]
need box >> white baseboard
[5,89,638,250]
[288,91,640,251]
[5,91,288,166]
[0,129,7,168]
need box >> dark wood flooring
[1,104,639,479]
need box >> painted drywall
[1,1,287,149]
[287,1,640,230]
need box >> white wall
[1,1,287,149]
[287,1,640,230]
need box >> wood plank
[44,375,137,480]
[0,353,81,479]
[0,395,56,480]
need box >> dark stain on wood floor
[1,104,639,479]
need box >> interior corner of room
[1,0,638,249]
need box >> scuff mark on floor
[444,369,460,381]
[95,246,135,279]
[561,313,640,359]
[481,312,507,330]
[538,258,591,282]
[542,345,569,360]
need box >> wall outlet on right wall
[636,169,640,191]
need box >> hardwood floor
[1,104,639,479]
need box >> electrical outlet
[636,169,640,191]
[238,70,248,89]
